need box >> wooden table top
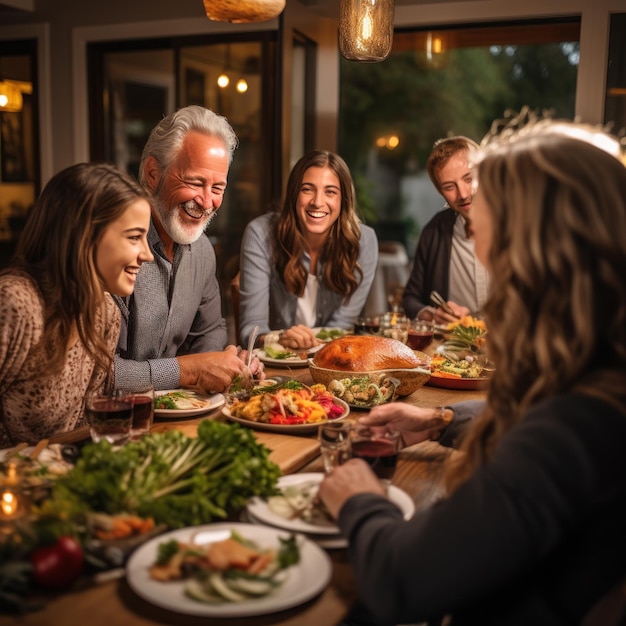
[15,365,486,626]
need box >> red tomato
[31,535,84,589]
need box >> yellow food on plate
[445,315,487,332]
[228,384,344,425]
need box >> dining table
[6,361,487,626]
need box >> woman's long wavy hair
[446,124,626,492]
[8,162,149,376]
[274,150,363,299]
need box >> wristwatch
[429,406,454,441]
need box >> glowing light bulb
[360,11,373,42]
[0,94,7,107]
[236,78,248,93]
[217,73,230,88]
[388,135,399,149]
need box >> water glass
[84,391,133,446]
[318,422,353,474]
[350,423,401,482]
[116,384,155,440]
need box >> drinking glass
[84,391,133,446]
[407,319,435,352]
[318,422,353,474]
[381,312,409,344]
[350,423,401,482]
[355,314,382,335]
[116,384,155,440]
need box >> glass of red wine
[350,424,401,483]
[407,319,435,352]
[84,391,133,446]
[116,384,155,441]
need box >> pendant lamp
[203,0,285,23]
[339,0,395,63]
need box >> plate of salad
[154,389,225,418]
[223,380,349,434]
[126,522,332,617]
[254,346,310,368]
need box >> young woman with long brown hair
[0,162,152,446]
[238,150,378,350]
[319,121,626,626]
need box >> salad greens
[264,345,297,360]
[36,421,282,529]
[315,328,345,341]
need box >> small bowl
[308,360,431,397]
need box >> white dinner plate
[255,348,310,368]
[223,398,349,435]
[126,522,332,617]
[247,473,416,536]
[154,390,225,418]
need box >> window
[339,18,580,256]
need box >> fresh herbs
[36,421,282,529]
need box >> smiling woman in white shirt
[239,150,378,351]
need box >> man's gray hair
[138,105,239,187]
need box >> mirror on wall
[0,39,38,268]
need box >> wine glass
[84,391,133,446]
[350,423,401,483]
[115,384,154,441]
[318,422,352,474]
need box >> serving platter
[154,390,225,418]
[223,398,350,435]
[126,522,332,617]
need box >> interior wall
[0,0,624,188]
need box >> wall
[0,0,625,190]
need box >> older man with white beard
[113,106,261,394]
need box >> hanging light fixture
[203,0,285,23]
[339,0,395,63]
[0,80,23,113]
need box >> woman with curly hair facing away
[0,163,153,446]
[318,121,626,626]
[239,150,378,350]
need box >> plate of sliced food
[126,522,331,617]
[154,389,225,418]
[427,318,493,390]
[255,346,310,368]
[255,328,349,367]
[223,379,349,434]
[247,473,415,538]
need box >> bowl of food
[308,335,431,397]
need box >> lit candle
[1,490,19,517]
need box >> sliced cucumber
[209,572,247,602]
[227,576,275,596]
[185,579,222,603]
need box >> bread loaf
[313,335,422,371]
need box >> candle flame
[1,491,18,516]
